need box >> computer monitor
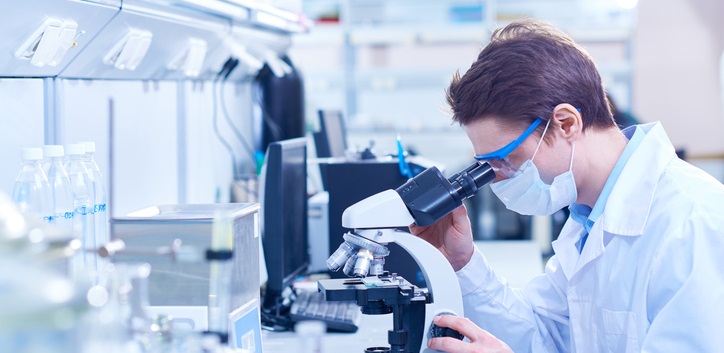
[313,110,347,158]
[259,137,308,308]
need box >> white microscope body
[323,161,495,353]
[341,190,464,353]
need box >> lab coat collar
[600,122,676,236]
[551,122,676,280]
[551,217,586,280]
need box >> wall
[0,79,45,198]
[634,0,724,156]
[0,78,254,219]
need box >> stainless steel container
[110,203,260,313]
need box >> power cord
[211,75,240,180]
[219,75,257,166]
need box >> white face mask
[490,119,577,216]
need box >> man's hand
[427,315,513,353]
[408,204,474,271]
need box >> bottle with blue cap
[42,145,74,233]
[65,143,96,279]
[12,147,52,222]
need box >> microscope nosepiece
[326,242,356,272]
[343,255,358,277]
[369,257,386,276]
[353,249,374,278]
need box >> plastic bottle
[12,147,52,222]
[82,142,109,272]
[64,143,96,279]
[296,320,326,353]
[42,145,75,233]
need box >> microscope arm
[387,230,464,353]
[329,162,494,352]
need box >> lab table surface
[262,313,393,353]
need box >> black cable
[220,76,257,166]
[211,76,240,180]
[259,284,299,332]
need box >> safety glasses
[474,118,543,178]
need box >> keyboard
[290,290,361,333]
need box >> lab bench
[263,314,392,353]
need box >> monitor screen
[314,110,347,158]
[260,137,308,305]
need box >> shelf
[350,23,491,46]
[301,68,461,92]
[293,0,636,127]
[153,0,311,34]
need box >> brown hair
[446,19,614,142]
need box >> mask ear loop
[568,142,576,172]
[531,118,552,162]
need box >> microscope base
[319,274,428,353]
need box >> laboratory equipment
[316,157,437,286]
[259,138,309,310]
[307,191,330,272]
[289,290,361,332]
[313,109,347,158]
[321,161,495,353]
[0,191,84,353]
[82,142,109,271]
[253,56,305,153]
[12,147,52,222]
[43,145,74,233]
[259,137,362,333]
[295,320,326,353]
[65,143,97,279]
[110,202,262,349]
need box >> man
[410,19,724,352]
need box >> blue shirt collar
[569,125,646,234]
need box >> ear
[551,103,583,142]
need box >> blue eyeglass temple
[474,117,544,161]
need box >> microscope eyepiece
[449,161,496,201]
[395,162,495,227]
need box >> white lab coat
[457,122,724,352]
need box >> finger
[427,337,472,353]
[433,315,478,341]
[452,204,468,215]
[451,205,472,231]
[408,223,420,233]
[471,326,507,346]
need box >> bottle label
[76,205,91,215]
[47,212,75,222]
[94,204,107,213]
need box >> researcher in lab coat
[410,19,724,352]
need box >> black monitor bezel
[261,137,309,302]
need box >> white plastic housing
[168,37,208,77]
[15,18,78,68]
[103,28,153,71]
[341,189,414,229]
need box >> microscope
[319,161,495,353]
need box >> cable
[211,76,240,180]
[220,76,257,166]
